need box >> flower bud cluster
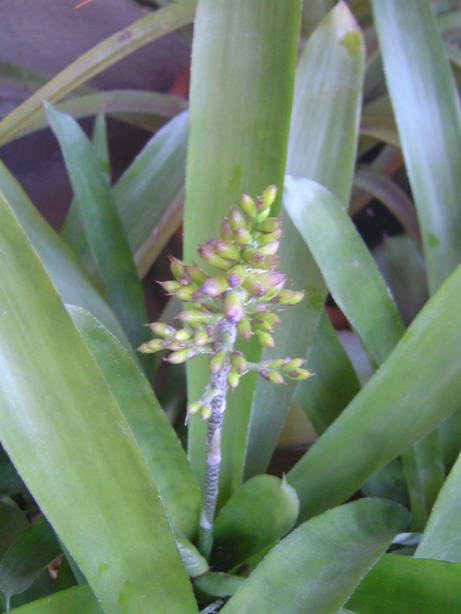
[138,186,312,419]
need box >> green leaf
[373,0,461,293]
[287,260,461,523]
[0,195,198,613]
[0,1,197,146]
[0,517,61,606]
[296,311,361,435]
[283,176,405,365]
[347,554,461,613]
[45,103,148,351]
[221,499,410,614]
[0,161,137,362]
[0,501,28,562]
[183,0,302,497]
[244,0,365,480]
[68,305,201,540]
[0,463,26,498]
[360,95,400,148]
[193,573,245,600]
[212,476,299,570]
[9,585,103,614]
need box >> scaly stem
[198,319,236,559]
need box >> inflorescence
[138,185,312,419]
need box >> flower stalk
[138,185,312,559]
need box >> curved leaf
[212,475,299,570]
[0,195,197,613]
[9,585,103,614]
[221,499,410,614]
[288,260,461,523]
[68,305,201,540]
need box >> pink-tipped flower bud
[254,271,286,289]
[169,256,186,280]
[237,316,252,341]
[231,352,247,374]
[226,265,245,288]
[227,369,240,390]
[209,350,226,375]
[234,227,252,246]
[138,339,165,353]
[260,185,277,209]
[286,368,312,380]
[224,290,244,324]
[176,310,210,324]
[240,193,257,218]
[243,248,265,266]
[228,207,247,231]
[278,289,305,305]
[201,276,228,297]
[242,277,266,298]
[220,218,234,241]
[184,265,207,286]
[166,348,194,364]
[257,217,283,233]
[260,255,281,270]
[198,244,234,270]
[215,241,241,261]
[256,330,275,349]
[193,330,209,347]
[148,322,176,338]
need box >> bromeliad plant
[139,186,310,556]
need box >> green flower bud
[166,348,194,364]
[267,370,285,385]
[256,330,275,349]
[159,280,182,293]
[243,247,265,266]
[184,265,207,286]
[286,368,312,380]
[169,256,186,280]
[220,219,234,241]
[234,227,252,245]
[263,358,286,370]
[257,217,282,233]
[227,369,240,390]
[200,405,212,420]
[277,289,305,305]
[283,358,305,371]
[255,320,273,333]
[173,328,191,342]
[148,322,176,338]
[201,276,228,297]
[187,402,201,415]
[198,244,234,270]
[226,265,245,288]
[240,193,257,218]
[171,286,195,301]
[255,228,283,245]
[259,240,280,256]
[260,255,281,270]
[209,350,226,375]
[257,312,282,327]
[231,352,247,374]
[224,290,244,323]
[260,185,277,209]
[193,330,210,347]
[242,277,265,298]
[176,310,210,324]
[254,271,285,289]
[228,207,247,231]
[237,316,252,341]
[215,241,241,261]
[137,339,165,353]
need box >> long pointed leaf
[184,0,302,497]
[244,0,365,480]
[9,585,103,614]
[288,261,461,523]
[221,499,410,614]
[0,195,198,613]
